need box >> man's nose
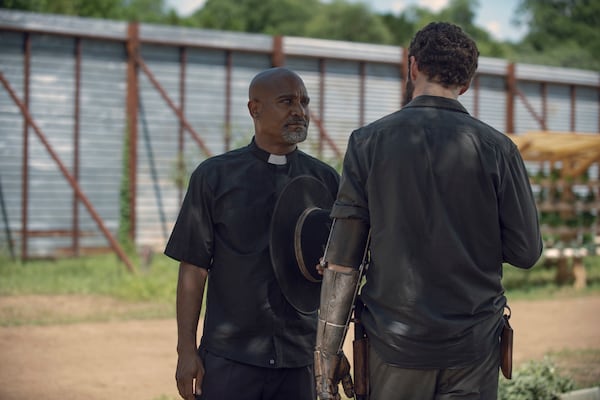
[291,101,307,116]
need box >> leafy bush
[499,357,575,400]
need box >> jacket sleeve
[499,145,543,268]
[326,131,371,269]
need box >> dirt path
[0,295,599,400]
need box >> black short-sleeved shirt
[165,138,339,368]
[327,96,542,369]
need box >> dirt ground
[0,294,599,400]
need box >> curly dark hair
[408,22,479,88]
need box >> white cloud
[165,0,205,16]
[389,0,408,14]
[417,0,448,12]
[485,21,502,40]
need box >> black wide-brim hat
[270,175,335,314]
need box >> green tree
[379,12,416,46]
[433,0,510,58]
[379,0,511,57]
[513,0,600,70]
[122,0,167,23]
[190,0,319,36]
[439,0,479,30]
[0,0,123,18]
[1,0,173,24]
[304,0,392,44]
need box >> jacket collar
[403,95,470,115]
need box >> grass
[2,251,599,300]
[1,250,599,394]
[0,251,179,324]
[1,251,599,324]
[0,252,178,302]
[502,255,600,299]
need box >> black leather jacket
[327,95,542,368]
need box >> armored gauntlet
[314,267,360,400]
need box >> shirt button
[269,359,275,365]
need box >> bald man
[165,67,340,400]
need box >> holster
[500,307,513,379]
[352,297,369,400]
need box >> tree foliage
[188,0,319,37]
[1,0,598,70]
[304,0,392,44]
[0,0,170,22]
[512,0,600,70]
[380,11,416,47]
[378,0,512,59]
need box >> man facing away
[314,22,543,400]
[165,67,340,400]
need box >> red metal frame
[2,21,599,269]
[20,32,31,261]
[126,22,139,244]
[73,37,82,256]
[0,73,136,273]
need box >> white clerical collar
[267,154,287,165]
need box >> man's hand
[175,352,205,400]
[316,257,326,276]
[315,350,354,400]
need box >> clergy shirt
[165,138,339,368]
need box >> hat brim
[270,175,335,314]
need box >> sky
[165,0,528,42]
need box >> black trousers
[195,350,316,400]
[369,343,501,400]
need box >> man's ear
[248,100,259,118]
[459,81,471,95]
[409,56,418,81]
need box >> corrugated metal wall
[0,30,24,258]
[1,9,599,262]
[515,63,599,133]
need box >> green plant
[498,357,575,400]
[169,152,190,192]
[118,122,134,254]
[550,348,600,389]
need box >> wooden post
[573,256,587,289]
[506,63,515,134]
[126,22,139,243]
[272,35,285,67]
[21,32,31,261]
[555,256,571,285]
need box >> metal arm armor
[316,267,361,356]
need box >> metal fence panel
[137,43,182,246]
[576,87,599,133]
[75,39,126,252]
[1,9,599,259]
[547,84,572,132]
[323,59,362,154]
[515,81,544,133]
[25,34,77,256]
[364,63,402,127]
[0,30,25,256]
[478,76,508,133]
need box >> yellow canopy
[509,131,600,177]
